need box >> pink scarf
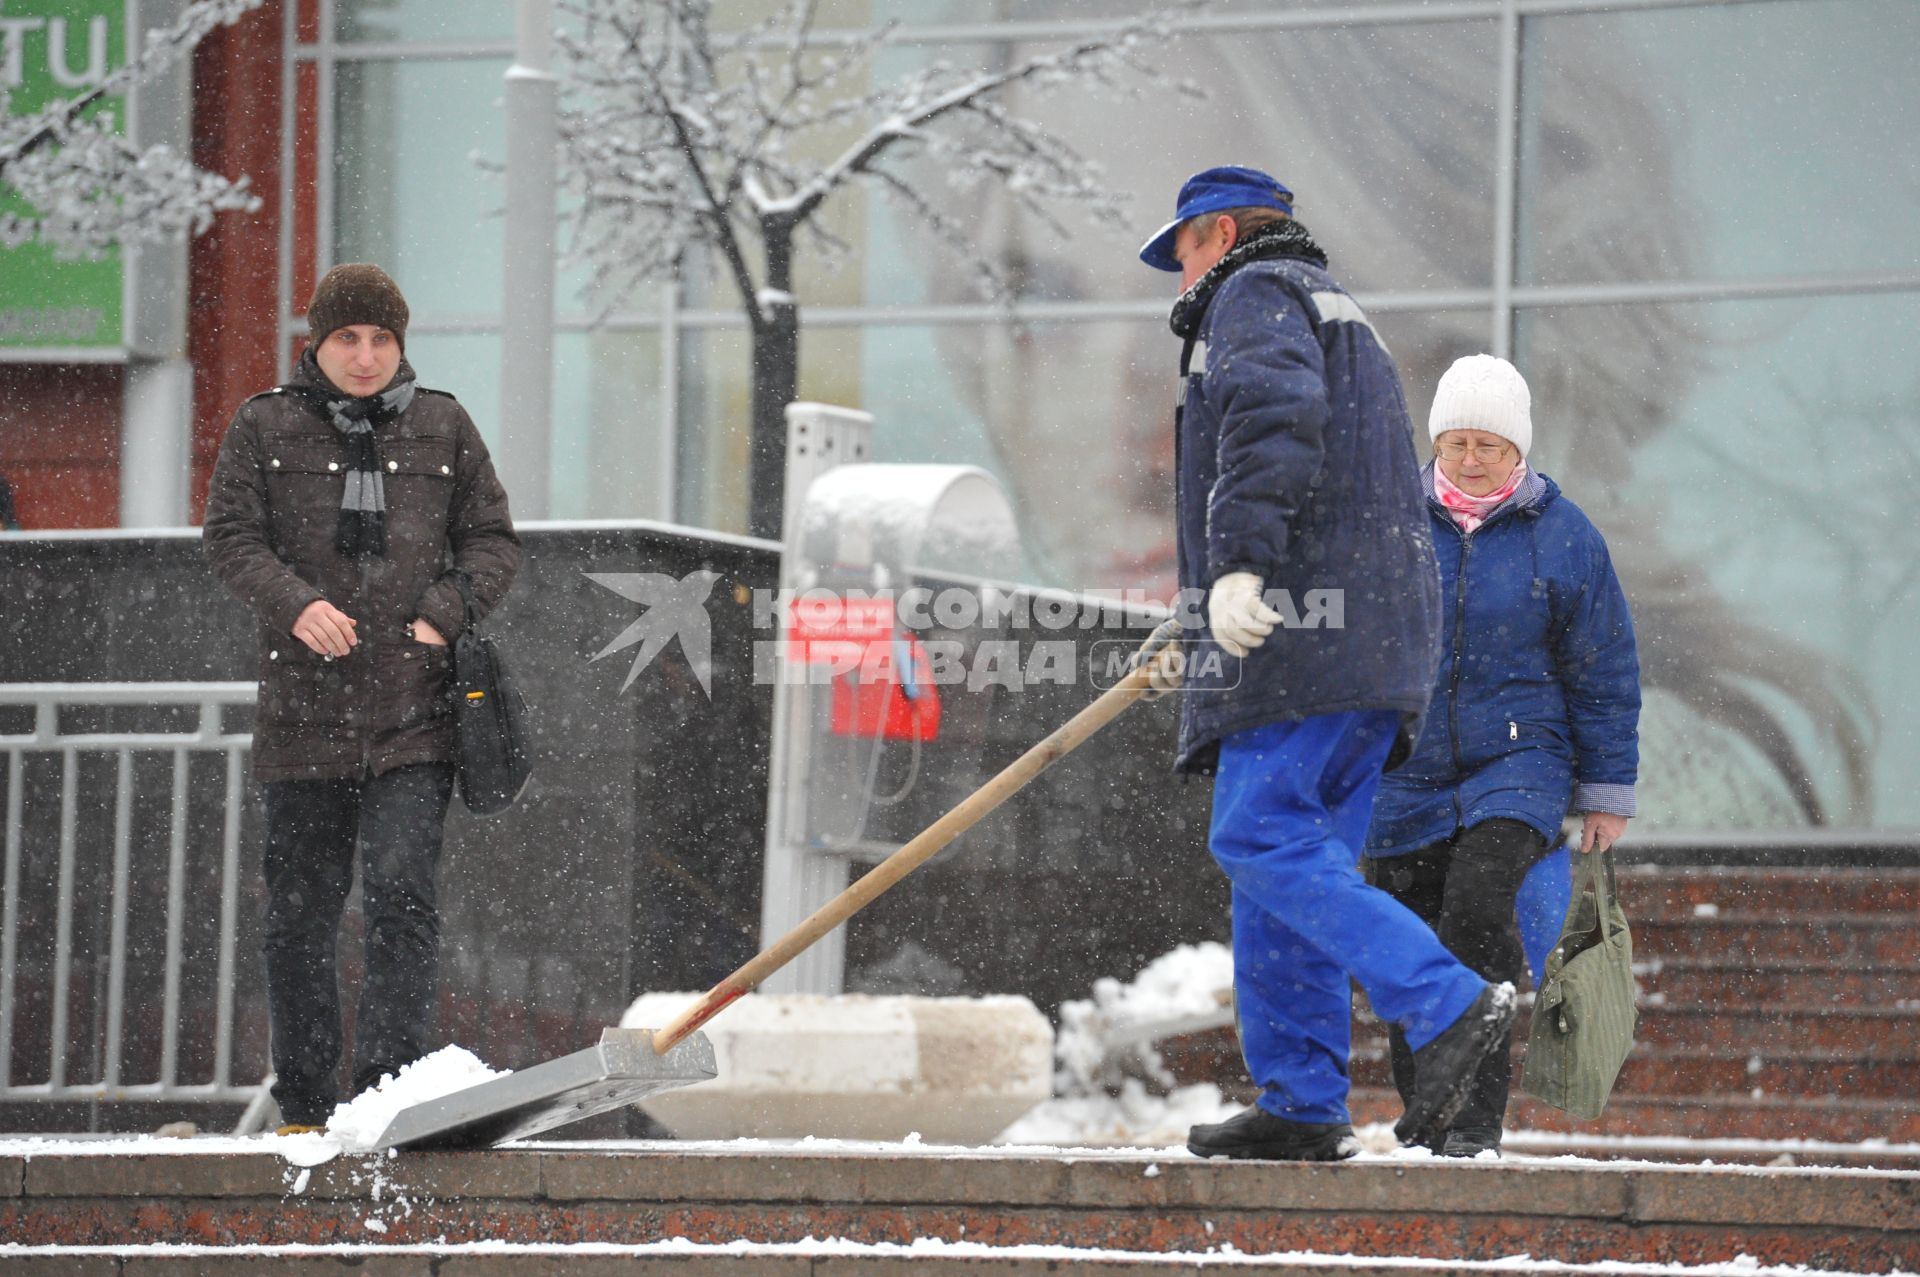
[1435,462,1526,534]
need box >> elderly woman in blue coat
[1364,354,1641,1159]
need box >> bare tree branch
[0,0,265,255]
[776,19,1164,227]
[556,0,1189,312]
[552,0,1200,535]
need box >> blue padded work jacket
[1173,255,1440,774]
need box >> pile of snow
[320,1045,511,1154]
[997,1077,1235,1147]
[1056,941,1234,1094]
[998,942,1238,1148]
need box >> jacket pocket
[369,640,453,734]
[259,643,349,726]
[381,438,457,528]
[261,439,347,554]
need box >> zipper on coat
[1446,528,1471,777]
[1509,720,1518,741]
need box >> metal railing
[0,683,267,1124]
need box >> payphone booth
[761,404,1022,994]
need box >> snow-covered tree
[0,0,264,256]
[556,0,1194,539]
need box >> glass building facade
[300,0,1920,836]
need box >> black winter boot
[1188,1106,1357,1162]
[1386,1025,1443,1152]
[1440,1005,1516,1153]
[1442,1126,1502,1158]
[1394,983,1518,1148]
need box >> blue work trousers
[1211,712,1486,1124]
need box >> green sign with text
[0,0,128,355]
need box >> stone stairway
[5,865,1915,1275]
[16,1250,1900,1276]
[1161,866,1920,1150]
[2,1143,1915,1273]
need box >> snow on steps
[0,1140,1916,1273]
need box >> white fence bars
[0,683,265,1120]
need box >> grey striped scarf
[293,349,417,558]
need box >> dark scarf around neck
[290,347,418,558]
[1169,218,1330,339]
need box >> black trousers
[1367,818,1547,1137]
[261,762,454,1125]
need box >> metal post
[1,751,22,1087]
[103,749,133,1088]
[658,281,681,523]
[315,0,337,284]
[119,359,194,527]
[1490,0,1521,359]
[499,0,558,518]
[161,749,187,1089]
[213,749,242,1090]
[50,749,77,1089]
[119,0,194,528]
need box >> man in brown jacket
[204,263,520,1133]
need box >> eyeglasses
[1435,439,1513,463]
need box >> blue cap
[1138,165,1294,272]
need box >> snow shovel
[371,619,1178,1150]
[650,617,1185,1055]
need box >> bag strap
[1576,845,1622,935]
[449,568,481,631]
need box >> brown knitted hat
[307,263,409,351]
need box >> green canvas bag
[1521,847,1638,1119]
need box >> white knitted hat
[1428,354,1532,459]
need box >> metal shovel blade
[373,1027,717,1151]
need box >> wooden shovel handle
[653,619,1183,1053]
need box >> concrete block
[1093,1158,1631,1219]
[303,1150,545,1201]
[855,1152,1073,1207]
[0,1258,121,1277]
[440,1254,811,1277]
[23,1153,290,1199]
[1627,1164,1920,1229]
[622,993,1053,1144]
[126,1258,436,1277]
[541,1148,867,1203]
[542,1146,1085,1209]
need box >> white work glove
[1209,572,1282,658]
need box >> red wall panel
[0,365,123,529]
[188,1,288,522]
[291,60,319,312]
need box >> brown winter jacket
[203,360,521,782]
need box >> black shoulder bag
[449,572,532,815]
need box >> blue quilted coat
[1364,464,1640,857]
[1173,252,1440,773]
